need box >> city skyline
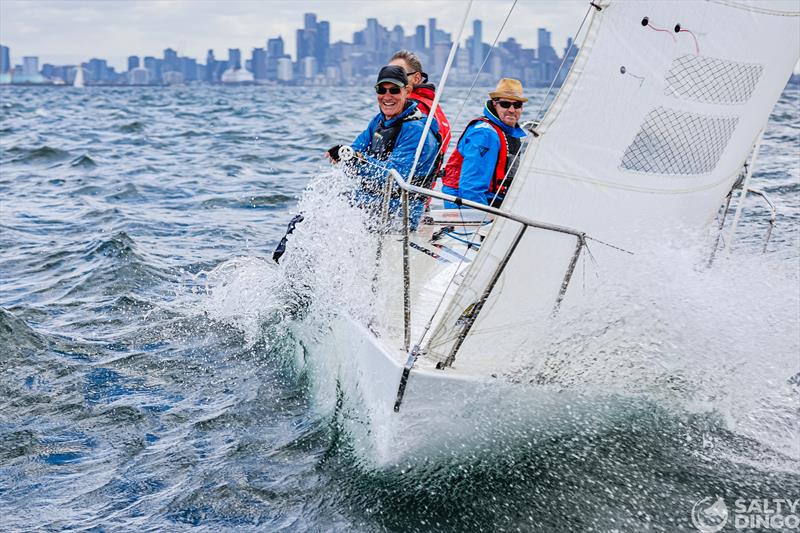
[0,0,586,71]
[0,9,583,88]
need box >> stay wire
[409,1,521,350]
[416,0,598,351]
[418,0,517,184]
[487,1,595,209]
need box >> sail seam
[707,0,800,16]
[529,166,741,195]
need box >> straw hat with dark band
[489,78,528,102]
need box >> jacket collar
[483,100,526,138]
[382,100,419,126]
[411,84,436,100]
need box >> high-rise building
[205,50,216,82]
[537,28,557,61]
[366,18,380,49]
[1,45,11,73]
[267,37,284,58]
[179,57,197,81]
[129,68,150,85]
[251,48,267,80]
[296,29,308,60]
[414,26,426,52]
[304,12,317,30]
[127,55,140,71]
[471,20,483,72]
[228,49,241,69]
[317,20,330,68]
[302,56,318,79]
[163,47,179,72]
[144,56,162,84]
[22,56,39,78]
[428,18,437,48]
[277,57,293,82]
[87,58,107,82]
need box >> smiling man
[327,65,440,228]
[442,78,528,208]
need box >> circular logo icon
[691,496,729,533]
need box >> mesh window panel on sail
[664,55,764,105]
[620,107,739,175]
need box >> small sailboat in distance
[73,66,84,88]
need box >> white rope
[407,0,474,182]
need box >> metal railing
[384,169,588,411]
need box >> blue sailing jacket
[442,103,526,208]
[350,101,440,228]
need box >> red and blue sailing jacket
[442,102,526,208]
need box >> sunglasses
[376,86,403,95]
[495,100,523,109]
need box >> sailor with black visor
[327,65,441,229]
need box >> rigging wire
[417,0,518,188]
[487,2,594,215]
[415,0,600,352]
[407,0,474,183]
[411,0,520,349]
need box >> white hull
[317,314,638,466]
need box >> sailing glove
[327,145,342,162]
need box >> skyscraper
[163,47,179,72]
[22,56,38,78]
[471,20,483,72]
[205,50,216,82]
[414,26,426,52]
[127,56,140,71]
[267,37,284,58]
[228,49,241,70]
[144,56,162,84]
[317,20,330,68]
[251,48,267,80]
[428,18,437,48]
[0,45,10,74]
[537,28,557,61]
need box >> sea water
[1,85,798,531]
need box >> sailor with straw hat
[488,78,529,103]
[441,78,528,208]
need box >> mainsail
[425,0,800,371]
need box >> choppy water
[1,85,798,532]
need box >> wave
[8,145,71,164]
[69,154,97,168]
[119,121,145,133]
[0,308,47,360]
[198,194,294,210]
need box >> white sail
[73,66,85,88]
[425,0,800,372]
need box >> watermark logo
[691,497,800,531]
[691,496,729,533]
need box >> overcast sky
[0,0,588,70]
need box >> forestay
[425,0,800,372]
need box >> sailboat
[73,66,85,88]
[291,0,800,465]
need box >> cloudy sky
[0,0,587,70]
